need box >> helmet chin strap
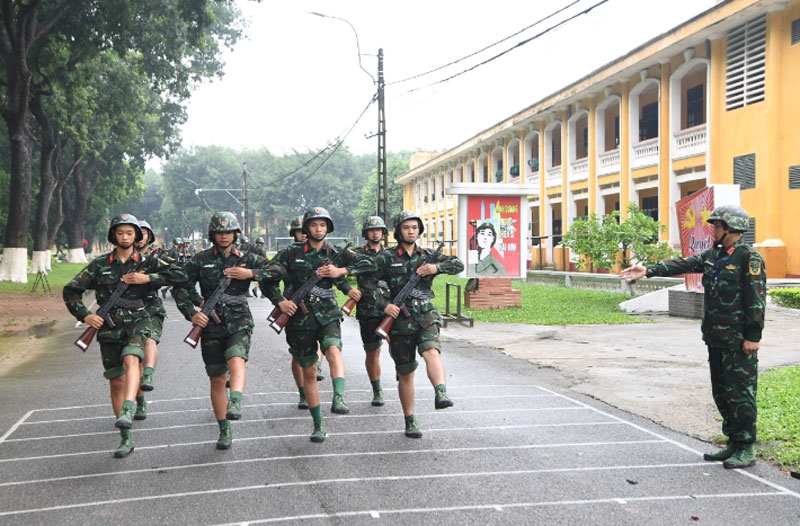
[715,230,728,249]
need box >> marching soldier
[260,207,371,442]
[351,216,391,406]
[172,212,265,450]
[64,214,179,458]
[131,220,187,421]
[373,211,464,438]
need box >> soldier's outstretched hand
[620,264,647,282]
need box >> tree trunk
[30,96,59,274]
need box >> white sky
[175,0,718,159]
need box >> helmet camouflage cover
[707,204,750,233]
[362,216,388,239]
[302,207,334,234]
[107,214,143,245]
[392,210,424,240]
[207,211,241,242]
[289,216,303,236]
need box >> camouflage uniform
[643,205,766,457]
[63,251,171,379]
[260,241,372,367]
[353,243,390,352]
[374,244,464,374]
[646,240,766,445]
[173,245,264,377]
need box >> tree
[561,203,677,271]
[352,153,407,235]
[0,0,244,281]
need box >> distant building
[397,0,800,277]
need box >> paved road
[1,298,799,525]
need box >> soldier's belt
[113,298,145,311]
[218,293,248,306]
[406,298,430,307]
[309,286,336,301]
[409,288,434,300]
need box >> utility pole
[376,48,388,227]
[242,162,249,238]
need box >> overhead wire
[388,0,584,86]
[397,0,610,95]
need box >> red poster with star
[676,187,715,291]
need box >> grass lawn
[0,262,84,294]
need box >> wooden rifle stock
[74,326,98,352]
[341,297,357,316]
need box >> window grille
[792,18,800,45]
[733,153,756,189]
[726,15,766,110]
[789,165,800,189]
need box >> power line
[388,0,584,86]
[398,0,610,95]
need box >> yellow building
[396,0,800,278]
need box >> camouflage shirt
[63,250,178,324]
[374,244,465,334]
[172,246,264,334]
[646,240,766,346]
[261,241,372,328]
[352,244,389,319]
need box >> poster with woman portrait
[466,196,521,277]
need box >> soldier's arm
[742,251,767,343]
[172,260,201,321]
[62,265,95,322]
[433,252,465,275]
[646,253,705,277]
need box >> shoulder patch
[749,259,763,276]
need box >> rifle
[375,241,444,340]
[270,242,352,334]
[74,257,148,352]
[341,296,357,316]
[183,276,231,348]
[267,285,293,322]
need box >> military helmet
[289,216,303,236]
[107,214,143,245]
[175,236,183,245]
[256,237,265,245]
[361,216,388,239]
[707,204,750,233]
[240,235,249,245]
[393,210,424,240]
[138,219,155,244]
[302,207,334,234]
[207,211,241,242]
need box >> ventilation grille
[733,154,756,189]
[726,15,766,110]
[790,165,800,189]
[792,18,800,45]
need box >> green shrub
[769,288,800,309]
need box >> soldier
[620,204,766,469]
[172,212,265,450]
[286,216,325,408]
[63,214,177,458]
[260,207,371,442]
[250,237,268,297]
[373,211,464,438]
[161,237,182,299]
[131,220,186,421]
[350,216,390,406]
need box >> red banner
[675,186,715,291]
[466,196,521,277]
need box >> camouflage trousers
[708,345,758,444]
